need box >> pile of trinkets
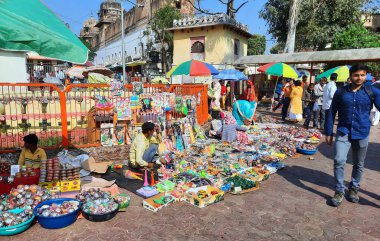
[40,158,60,182]
[76,189,118,215]
[0,160,11,174]
[298,143,317,151]
[0,185,55,211]
[0,209,34,227]
[39,158,80,182]
[60,168,80,181]
[35,200,80,217]
[15,166,37,178]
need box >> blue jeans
[324,108,332,131]
[334,132,369,193]
[142,144,158,163]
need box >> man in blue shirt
[326,64,380,207]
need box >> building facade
[80,0,194,76]
[363,13,380,33]
[168,14,251,70]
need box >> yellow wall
[172,25,248,67]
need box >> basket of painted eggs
[33,198,81,229]
[76,189,119,222]
[0,209,34,236]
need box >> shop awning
[126,60,146,67]
[235,48,380,65]
[0,0,88,64]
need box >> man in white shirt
[322,73,338,130]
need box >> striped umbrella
[167,60,219,77]
[316,65,351,82]
[258,62,301,79]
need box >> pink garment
[237,131,248,144]
[223,112,248,144]
[224,112,237,125]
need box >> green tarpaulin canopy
[0,0,88,64]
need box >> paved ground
[7,124,380,241]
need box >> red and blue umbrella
[167,60,219,77]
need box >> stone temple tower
[95,0,121,32]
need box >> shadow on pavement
[278,165,380,209]
[318,140,380,172]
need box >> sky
[42,0,274,51]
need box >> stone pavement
[7,126,380,241]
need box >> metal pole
[121,1,126,85]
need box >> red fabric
[257,62,276,73]
[244,80,257,102]
[0,169,40,194]
[190,60,211,76]
[221,86,227,96]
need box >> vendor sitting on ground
[18,134,47,168]
[210,108,249,144]
[129,122,165,169]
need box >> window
[191,41,205,53]
[234,39,240,56]
[190,36,205,61]
[135,47,137,54]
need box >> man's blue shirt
[325,85,380,139]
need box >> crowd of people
[272,70,380,131]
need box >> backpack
[364,85,375,106]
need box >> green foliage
[150,5,182,71]
[80,37,97,61]
[247,34,266,55]
[331,23,380,49]
[270,43,285,54]
[260,0,380,51]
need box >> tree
[151,5,182,72]
[186,0,248,19]
[283,0,300,53]
[270,43,285,54]
[260,0,380,51]
[247,34,266,55]
[331,23,380,50]
[332,23,380,74]
[80,37,97,62]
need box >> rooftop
[235,47,380,65]
[167,14,251,37]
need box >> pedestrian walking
[273,79,284,111]
[314,77,327,130]
[281,79,292,121]
[325,64,380,207]
[322,73,338,130]
[288,80,303,122]
[301,75,309,118]
[303,83,316,128]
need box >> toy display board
[100,123,114,146]
[142,192,176,212]
[114,124,126,146]
[116,98,131,120]
[183,185,224,208]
